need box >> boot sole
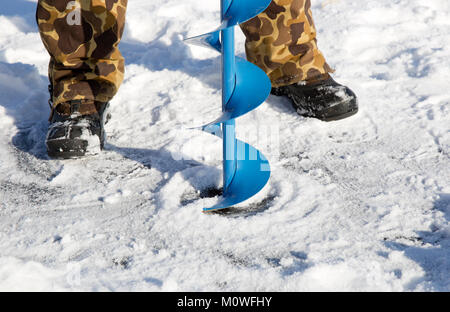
[318,97,359,122]
[46,138,104,159]
[47,139,89,159]
[321,106,359,122]
[287,93,359,122]
[272,86,359,122]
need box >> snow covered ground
[0,0,449,291]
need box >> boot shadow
[0,62,50,160]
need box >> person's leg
[36,0,128,158]
[37,0,127,112]
[240,0,332,87]
[241,0,358,121]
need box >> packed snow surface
[0,0,449,291]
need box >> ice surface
[0,0,449,291]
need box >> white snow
[0,0,449,291]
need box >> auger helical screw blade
[185,0,272,212]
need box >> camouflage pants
[37,0,330,110]
[241,0,333,87]
[36,0,127,109]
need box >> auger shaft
[185,0,272,211]
[221,1,237,193]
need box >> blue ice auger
[186,0,272,212]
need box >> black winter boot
[272,75,358,121]
[46,100,110,159]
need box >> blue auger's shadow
[383,193,450,291]
[105,144,223,208]
[105,144,204,179]
[119,32,296,115]
[119,33,222,91]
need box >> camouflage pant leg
[36,0,127,108]
[240,0,333,87]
